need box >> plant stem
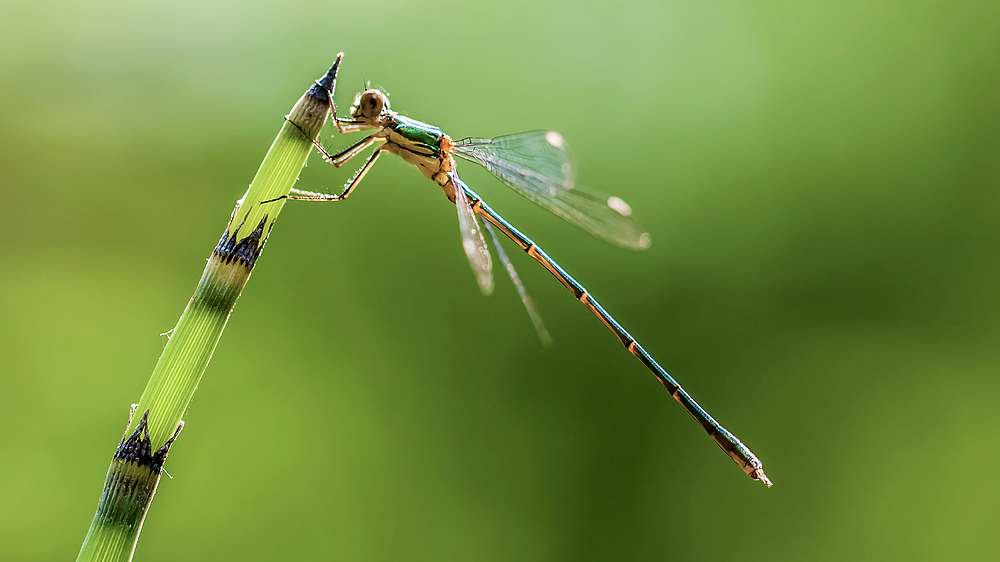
[76,54,343,562]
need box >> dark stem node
[115,409,183,476]
[213,207,271,268]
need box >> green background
[2,0,998,559]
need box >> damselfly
[273,54,771,486]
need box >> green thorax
[389,115,445,155]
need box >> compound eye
[359,89,385,119]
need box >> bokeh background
[2,0,998,559]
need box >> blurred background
[1,0,998,559]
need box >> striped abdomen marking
[468,193,771,486]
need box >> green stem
[76,54,343,562]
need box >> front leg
[321,134,381,168]
[262,147,384,204]
[285,113,380,168]
[326,89,368,133]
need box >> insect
[272,54,770,486]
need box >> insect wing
[452,173,494,295]
[453,131,575,197]
[500,180,651,250]
[484,221,552,346]
[455,132,649,250]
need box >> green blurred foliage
[1,0,998,559]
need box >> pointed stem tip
[311,52,343,99]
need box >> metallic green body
[390,115,444,156]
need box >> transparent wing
[454,131,649,250]
[452,173,494,295]
[501,181,651,250]
[484,221,552,347]
[453,131,575,197]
